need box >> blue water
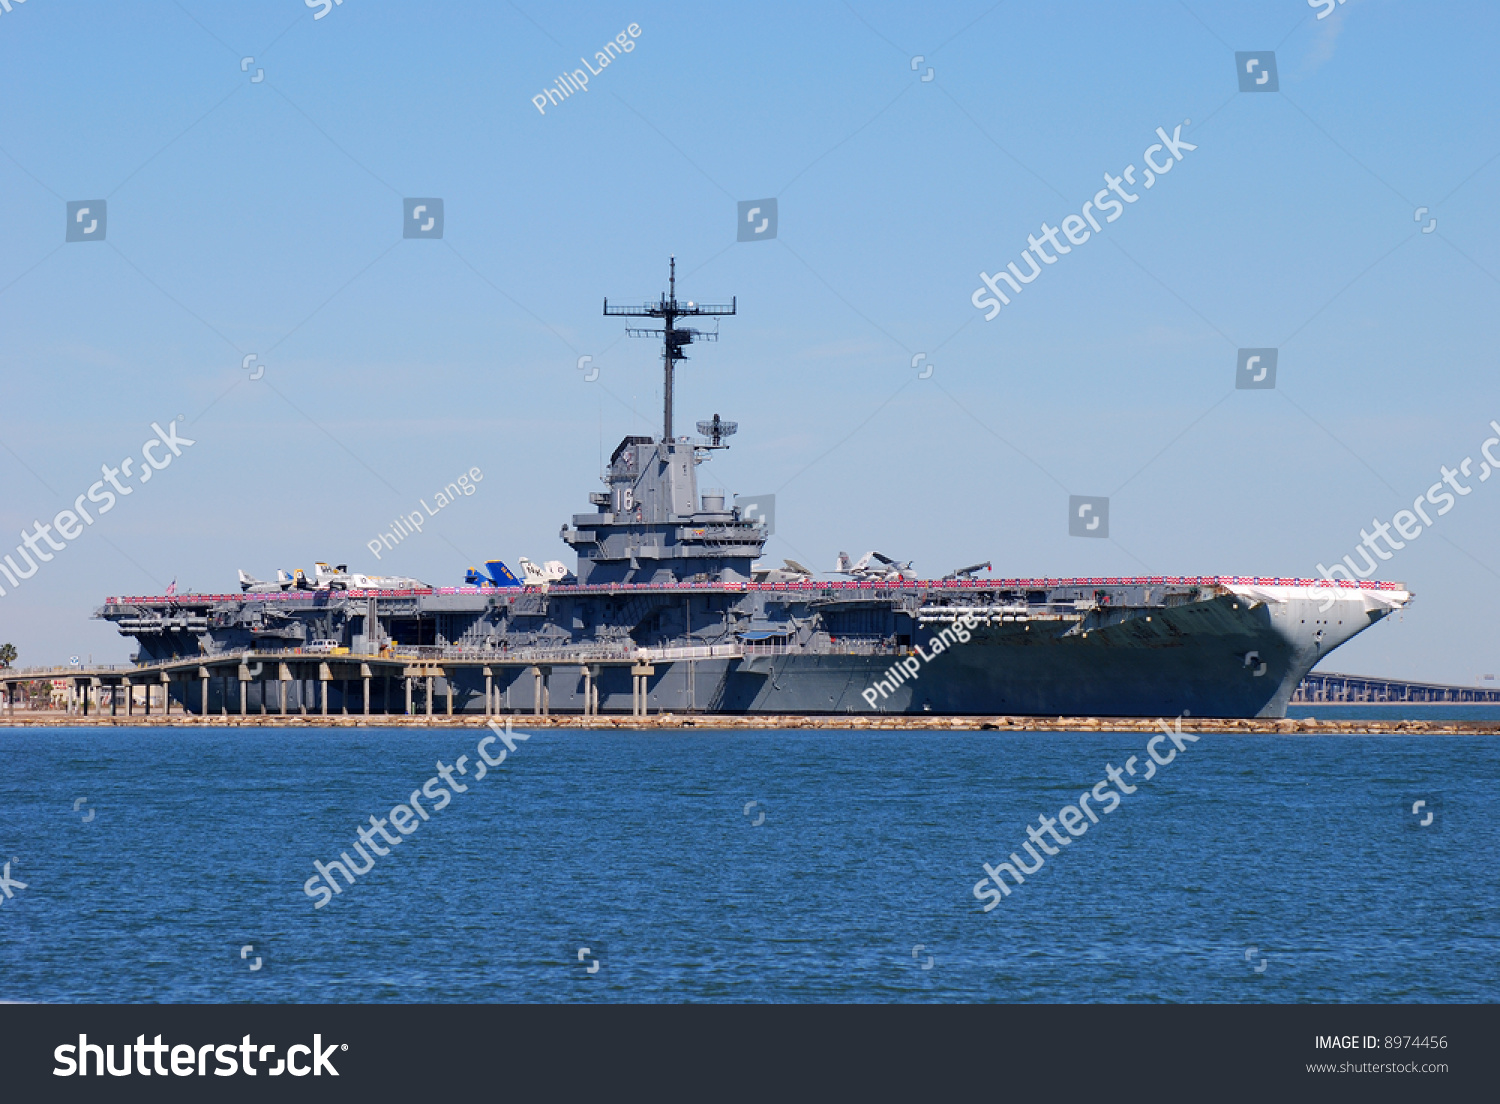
[0,725,1495,1003]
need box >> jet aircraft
[834,551,913,581]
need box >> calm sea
[1,724,1494,1003]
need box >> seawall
[0,714,1495,735]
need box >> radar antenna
[696,413,737,447]
[604,256,736,441]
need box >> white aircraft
[311,562,430,591]
[238,569,293,593]
[834,551,913,581]
[752,559,814,583]
[518,557,574,587]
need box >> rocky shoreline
[0,713,1495,735]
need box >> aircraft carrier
[92,260,1411,719]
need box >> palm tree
[0,643,15,669]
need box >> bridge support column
[199,668,210,718]
[362,664,371,716]
[580,666,593,716]
[405,675,413,716]
[531,666,550,716]
[631,664,654,717]
[445,671,453,716]
[484,667,493,717]
[426,674,434,717]
[319,662,331,716]
[161,672,172,716]
[238,665,250,715]
[279,664,292,716]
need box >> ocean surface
[0,723,1495,1003]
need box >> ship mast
[604,256,736,440]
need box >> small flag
[166,578,177,596]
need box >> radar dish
[696,414,738,445]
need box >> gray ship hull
[102,580,1408,720]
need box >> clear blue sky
[1,0,1497,682]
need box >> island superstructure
[92,259,1411,719]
